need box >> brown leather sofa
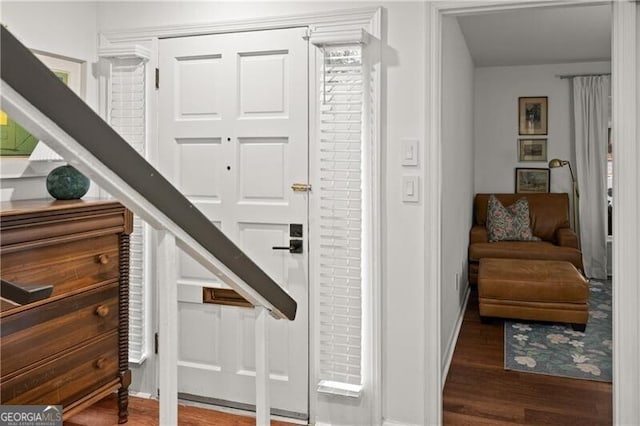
[469,193,583,284]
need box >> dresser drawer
[1,332,119,406]
[0,234,119,297]
[1,283,119,377]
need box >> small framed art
[518,138,547,162]
[1,50,84,178]
[1,51,83,158]
[518,96,548,135]
[515,167,550,193]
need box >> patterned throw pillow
[486,195,540,242]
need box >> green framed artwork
[1,52,81,158]
[0,111,40,156]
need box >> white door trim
[424,5,443,425]
[611,1,639,424]
[100,7,380,41]
[99,6,382,425]
[427,1,638,425]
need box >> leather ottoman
[478,258,589,331]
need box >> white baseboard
[128,390,152,399]
[316,423,365,426]
[441,285,471,390]
[382,419,421,426]
[316,420,409,426]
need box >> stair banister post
[158,230,178,424]
[255,306,270,426]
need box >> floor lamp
[549,158,580,247]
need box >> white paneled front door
[158,27,308,416]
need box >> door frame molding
[100,7,380,41]
[427,1,638,424]
[99,6,382,424]
[611,1,639,423]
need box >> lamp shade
[549,158,568,168]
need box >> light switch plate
[402,175,420,203]
[401,138,419,166]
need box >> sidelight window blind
[317,45,364,396]
[109,58,148,364]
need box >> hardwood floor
[443,287,612,425]
[67,287,611,425]
[65,394,298,426]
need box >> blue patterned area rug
[504,279,612,382]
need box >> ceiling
[457,4,611,67]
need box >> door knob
[272,239,303,254]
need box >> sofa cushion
[469,241,583,269]
[470,226,488,245]
[486,195,539,242]
[475,193,571,242]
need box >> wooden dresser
[0,199,132,423]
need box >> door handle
[272,239,303,254]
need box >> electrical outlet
[455,272,459,291]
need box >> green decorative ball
[46,165,90,200]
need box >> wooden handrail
[0,279,53,305]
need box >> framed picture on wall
[1,50,84,178]
[1,51,83,158]
[518,96,548,135]
[515,167,550,193]
[518,138,547,162]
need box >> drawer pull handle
[95,357,107,369]
[95,305,110,317]
[98,254,110,264]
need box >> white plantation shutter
[108,57,148,363]
[317,45,364,395]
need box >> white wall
[440,17,474,379]
[378,4,426,425]
[474,61,611,196]
[98,1,351,29]
[97,3,428,425]
[0,1,100,201]
[635,5,640,422]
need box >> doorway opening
[438,2,614,423]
